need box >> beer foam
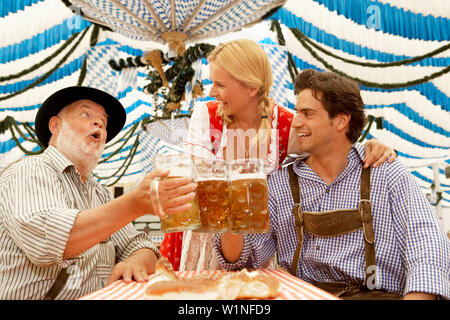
[167,167,193,177]
[195,176,227,182]
[228,172,266,181]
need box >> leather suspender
[288,164,376,286]
[288,165,303,276]
[43,268,70,300]
[359,168,376,286]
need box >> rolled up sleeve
[112,223,160,262]
[391,171,450,299]
[213,233,254,270]
[182,102,217,160]
[213,188,279,270]
[405,264,450,299]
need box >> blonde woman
[159,39,396,271]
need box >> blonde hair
[207,39,273,154]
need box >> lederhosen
[288,164,402,300]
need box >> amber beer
[196,178,230,232]
[228,159,269,234]
[153,153,201,232]
[194,158,230,232]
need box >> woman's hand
[363,139,397,168]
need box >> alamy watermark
[366,4,381,30]
[66,264,82,290]
[66,5,83,30]
[366,264,382,290]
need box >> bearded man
[0,86,197,299]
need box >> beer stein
[153,153,201,232]
[227,158,269,234]
[194,158,230,232]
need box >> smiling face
[49,99,108,173]
[208,62,258,118]
[291,88,339,156]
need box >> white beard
[55,121,105,175]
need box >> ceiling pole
[432,163,443,221]
[171,0,176,31]
[189,0,286,40]
[182,0,207,31]
[109,0,160,33]
[71,0,152,39]
[142,0,167,32]
[188,0,242,35]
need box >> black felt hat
[35,86,126,147]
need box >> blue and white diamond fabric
[85,45,122,96]
[261,43,297,110]
[70,0,286,42]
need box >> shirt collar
[44,146,75,173]
[43,146,96,183]
[292,142,366,184]
[352,142,366,163]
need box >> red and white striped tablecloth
[79,269,338,300]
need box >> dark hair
[294,69,367,143]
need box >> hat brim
[35,86,126,147]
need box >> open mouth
[297,132,311,138]
[90,131,101,142]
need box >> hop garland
[0,27,90,102]
[269,20,450,89]
[2,17,447,187]
[144,43,215,106]
[108,43,215,117]
[0,23,137,186]
[109,56,148,71]
[289,27,450,89]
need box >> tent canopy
[64,0,286,44]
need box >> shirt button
[325,188,330,193]
[316,245,320,251]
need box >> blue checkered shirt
[214,143,450,298]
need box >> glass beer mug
[227,158,270,233]
[153,153,201,232]
[194,158,230,232]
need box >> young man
[214,70,450,299]
[0,86,197,299]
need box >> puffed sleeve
[183,102,216,160]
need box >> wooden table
[79,269,338,300]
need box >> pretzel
[144,258,280,300]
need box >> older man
[215,70,450,300]
[0,86,196,299]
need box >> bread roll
[144,258,280,300]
